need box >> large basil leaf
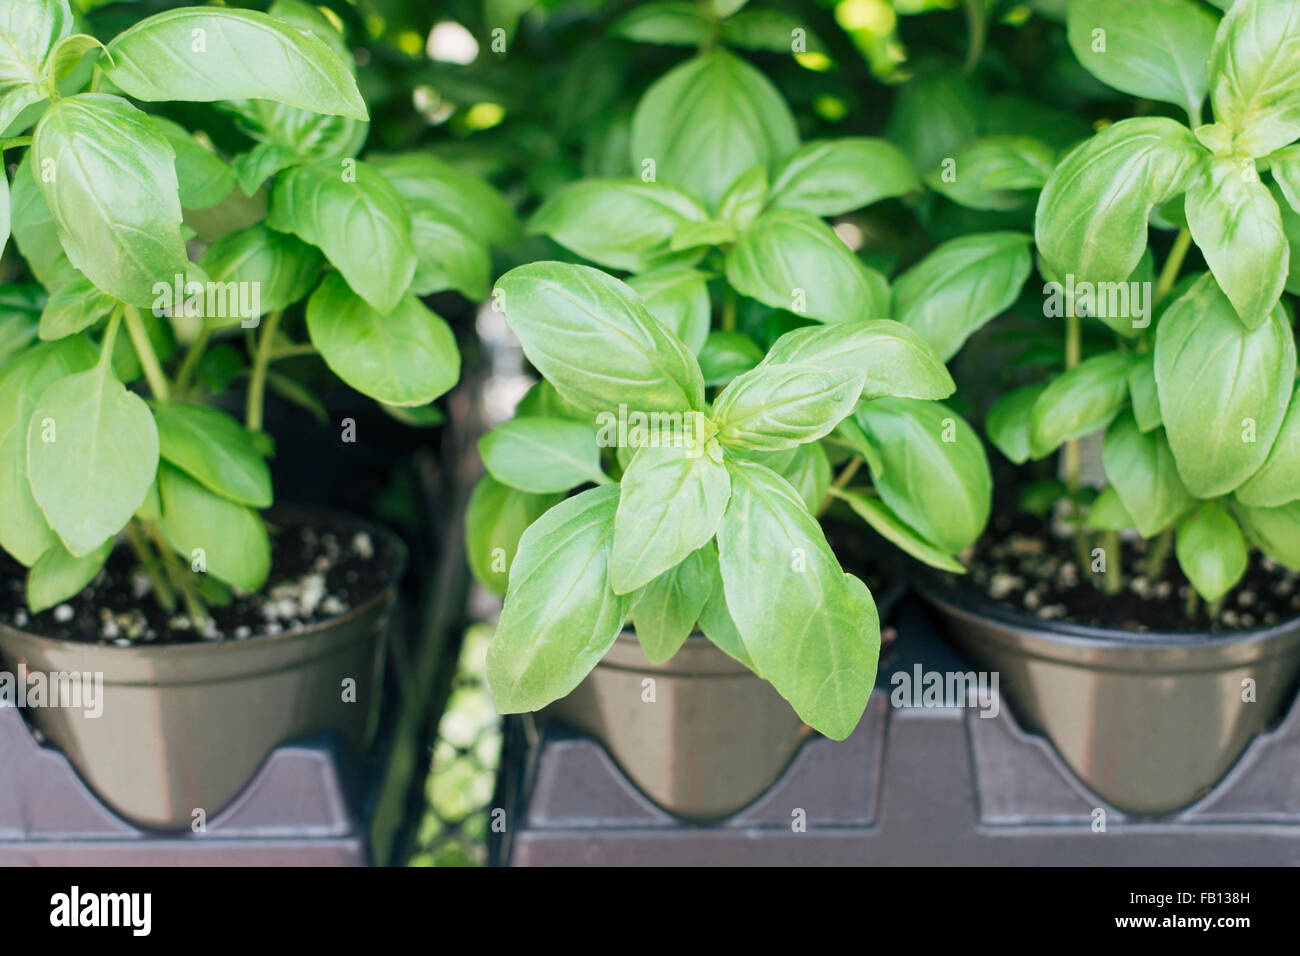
[370,152,517,248]
[1155,274,1295,496]
[611,444,731,594]
[716,459,878,740]
[486,484,630,713]
[925,136,1055,210]
[268,158,414,313]
[1235,382,1300,507]
[149,115,235,210]
[713,363,864,451]
[1029,352,1132,458]
[1102,412,1194,538]
[767,137,919,216]
[152,402,271,508]
[0,0,70,88]
[103,8,366,120]
[157,463,270,593]
[1209,0,1300,157]
[305,273,458,407]
[856,398,992,554]
[1128,352,1163,432]
[1176,502,1248,602]
[1185,156,1287,328]
[495,261,705,415]
[464,474,561,598]
[831,487,965,573]
[695,542,755,669]
[760,320,954,401]
[529,178,708,272]
[630,49,798,209]
[479,416,607,494]
[893,232,1033,361]
[32,93,188,308]
[1036,117,1203,287]
[611,2,715,46]
[26,536,111,613]
[885,71,981,174]
[8,153,80,291]
[1067,0,1218,120]
[199,224,323,325]
[1237,499,1300,569]
[626,268,710,354]
[985,383,1045,465]
[408,215,488,301]
[726,209,890,322]
[631,547,714,664]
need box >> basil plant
[982,0,1300,612]
[0,1,504,623]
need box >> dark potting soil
[944,511,1300,633]
[0,515,399,646]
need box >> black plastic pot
[916,573,1300,815]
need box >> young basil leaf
[38,278,113,341]
[611,2,715,47]
[1067,0,1218,121]
[885,71,981,175]
[409,215,489,300]
[486,484,630,713]
[0,336,96,565]
[740,442,831,514]
[1085,485,1136,532]
[713,363,865,451]
[33,93,189,308]
[8,153,80,291]
[528,178,708,271]
[1236,499,1300,570]
[925,136,1055,210]
[760,320,955,401]
[268,158,414,313]
[26,356,159,557]
[716,459,878,740]
[611,444,731,594]
[630,49,798,209]
[985,382,1046,465]
[670,218,735,251]
[465,474,562,598]
[148,115,235,210]
[1271,144,1300,212]
[626,268,710,354]
[1102,411,1194,538]
[1127,352,1163,432]
[894,232,1033,362]
[151,402,272,508]
[831,487,965,573]
[0,0,70,87]
[232,142,300,196]
[1185,156,1287,329]
[695,542,756,669]
[1235,382,1300,507]
[721,9,826,55]
[1155,273,1295,496]
[495,261,705,415]
[157,462,270,593]
[697,329,763,387]
[370,152,518,247]
[479,416,607,494]
[1209,0,1300,157]
[726,209,890,322]
[1029,352,1132,459]
[0,83,46,138]
[856,398,992,554]
[1175,502,1248,602]
[26,536,111,613]
[1036,117,1203,287]
[305,272,459,407]
[716,165,768,231]
[199,224,324,325]
[630,547,714,665]
[103,8,367,120]
[767,137,919,216]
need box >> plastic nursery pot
[915,574,1300,816]
[0,508,405,832]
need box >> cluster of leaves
[0,0,511,620]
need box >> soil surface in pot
[944,511,1300,633]
[0,515,399,646]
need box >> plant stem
[1143,528,1174,580]
[270,343,317,361]
[721,286,737,333]
[125,520,176,613]
[1208,596,1225,621]
[147,523,209,629]
[817,455,863,517]
[1155,228,1192,301]
[98,304,124,367]
[173,326,212,393]
[123,304,170,400]
[1061,310,1093,575]
[1102,530,1123,595]
[246,310,283,432]
[1185,586,1200,619]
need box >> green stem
[1208,596,1225,621]
[1102,530,1122,595]
[98,304,124,367]
[722,286,737,333]
[148,524,209,629]
[1155,228,1192,301]
[1185,586,1200,619]
[1061,310,1092,572]
[173,326,212,394]
[246,309,283,432]
[817,455,863,517]
[123,304,170,400]
[270,343,317,361]
[1143,528,1174,580]
[125,520,175,613]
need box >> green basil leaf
[885,70,981,175]
[1235,381,1300,507]
[0,0,70,87]
[1236,499,1300,570]
[148,115,235,210]
[0,286,40,366]
[268,158,414,313]
[496,261,706,414]
[152,402,271,508]
[760,319,955,401]
[726,209,890,323]
[43,32,102,87]
[985,383,1046,465]
[626,268,710,354]
[631,547,714,664]
[8,152,80,291]
[1185,156,1287,328]
[1155,273,1295,496]
[305,272,459,407]
[528,178,708,271]
[894,232,1033,362]
[856,398,992,554]
[198,224,324,325]
[26,356,159,556]
[1271,144,1300,212]
[1067,0,1218,120]
[1029,352,1132,459]
[0,83,46,137]
[831,486,965,573]
[716,459,879,740]
[370,152,517,247]
[717,164,768,231]
[1085,484,1135,532]
[742,441,831,514]
[486,484,630,713]
[767,137,919,216]
[103,8,366,120]
[925,135,1055,210]
[670,218,735,250]
[38,278,112,341]
[1175,501,1248,602]
[698,329,762,387]
[1036,117,1203,287]
[409,216,489,300]
[32,93,189,308]
[630,49,798,209]
[1209,0,1300,157]
[465,474,562,598]
[713,363,865,451]
[611,2,715,46]
[26,536,110,613]
[721,9,826,55]
[712,0,750,16]
[1127,352,1163,432]
[157,462,270,593]
[611,444,731,594]
[232,141,300,196]
[1102,411,1195,538]
[695,542,755,669]
[479,416,607,494]
[514,379,592,423]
